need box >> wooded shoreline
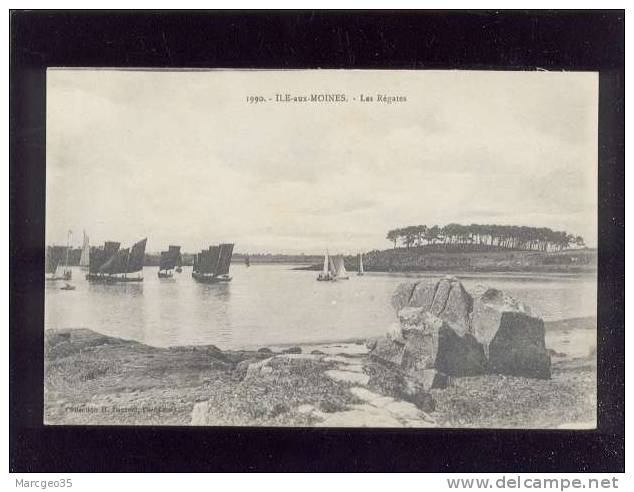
[295,247,597,274]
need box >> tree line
[386,224,585,252]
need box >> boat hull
[85,274,144,283]
[157,270,173,278]
[192,272,232,283]
[316,273,336,281]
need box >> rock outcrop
[374,306,488,378]
[471,287,550,379]
[369,277,551,385]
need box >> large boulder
[385,278,551,380]
[393,276,473,335]
[373,308,488,377]
[391,282,417,311]
[488,312,551,379]
[472,288,550,379]
[471,287,532,348]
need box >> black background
[10,10,625,472]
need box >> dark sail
[198,251,206,272]
[159,250,176,270]
[100,248,129,274]
[198,248,213,274]
[126,238,147,273]
[207,246,220,274]
[103,241,121,259]
[169,245,182,267]
[215,243,234,276]
[49,246,67,267]
[89,247,106,274]
[45,247,57,274]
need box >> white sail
[331,255,349,278]
[79,230,90,267]
[323,251,329,274]
[358,253,364,274]
[328,256,337,276]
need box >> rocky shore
[45,317,596,428]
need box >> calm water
[45,265,596,349]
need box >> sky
[46,69,598,254]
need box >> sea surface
[45,265,597,350]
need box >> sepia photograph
[43,68,599,429]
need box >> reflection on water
[45,265,596,350]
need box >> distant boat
[48,230,73,281]
[192,243,234,283]
[358,253,364,276]
[45,246,67,281]
[317,251,336,281]
[245,255,250,267]
[60,282,76,291]
[86,238,147,283]
[173,245,183,273]
[317,251,350,281]
[158,245,181,278]
[79,230,90,269]
[331,255,350,279]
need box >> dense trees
[385,224,585,252]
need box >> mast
[64,230,72,275]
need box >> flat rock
[384,400,426,420]
[350,386,386,403]
[317,405,404,427]
[325,369,370,385]
[339,364,364,373]
[190,400,209,425]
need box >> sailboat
[245,255,250,267]
[45,246,66,281]
[52,230,73,281]
[86,238,147,283]
[192,243,234,283]
[317,250,336,281]
[331,255,350,279]
[317,251,350,281]
[358,253,364,276]
[158,245,181,278]
[79,230,90,269]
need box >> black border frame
[10,10,625,472]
